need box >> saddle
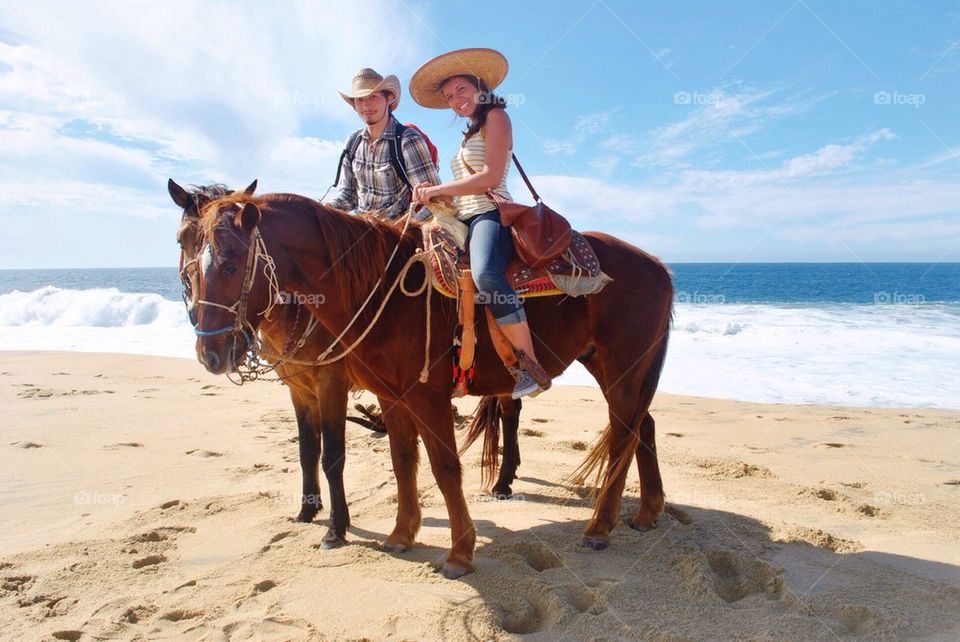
[423,223,610,300]
[422,217,611,397]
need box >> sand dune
[2,351,959,640]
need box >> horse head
[169,178,257,327]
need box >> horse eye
[224,264,239,276]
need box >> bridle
[190,217,282,380]
[186,202,434,385]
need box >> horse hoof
[437,562,473,579]
[580,536,609,551]
[626,517,657,533]
[320,531,347,549]
[491,487,513,500]
[382,541,410,554]
[293,510,317,524]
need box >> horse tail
[570,302,672,496]
[458,395,502,489]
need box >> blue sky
[0,0,957,268]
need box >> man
[325,68,439,220]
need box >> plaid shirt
[325,115,440,220]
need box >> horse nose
[202,348,221,373]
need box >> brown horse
[171,179,354,547]
[192,192,672,578]
[171,180,526,543]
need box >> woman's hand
[412,182,442,206]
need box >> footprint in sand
[567,440,589,451]
[664,504,694,525]
[159,608,202,622]
[703,549,784,603]
[261,530,297,553]
[185,449,224,458]
[514,541,563,572]
[520,428,543,437]
[251,579,277,595]
[51,631,83,641]
[103,442,144,450]
[819,442,849,448]
[944,480,960,486]
[666,432,684,438]
[775,525,863,553]
[11,441,43,449]
[132,554,166,569]
[531,418,550,423]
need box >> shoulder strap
[388,122,411,188]
[333,130,363,188]
[510,154,541,203]
[461,153,541,203]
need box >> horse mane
[198,192,424,313]
[187,183,233,201]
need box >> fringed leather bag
[463,154,572,269]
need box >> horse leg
[630,412,665,531]
[317,369,351,548]
[492,396,521,498]
[291,388,322,522]
[406,392,476,579]
[380,397,421,553]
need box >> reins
[191,203,434,385]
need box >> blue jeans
[467,210,526,325]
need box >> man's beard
[362,111,386,125]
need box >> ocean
[1,264,958,409]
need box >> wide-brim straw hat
[339,68,401,108]
[409,48,508,109]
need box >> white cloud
[0,0,436,266]
[543,108,618,156]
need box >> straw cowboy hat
[409,48,508,109]
[338,68,401,108]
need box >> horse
[191,191,672,579]
[171,179,355,547]
[171,180,528,542]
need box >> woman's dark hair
[445,75,507,139]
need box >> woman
[409,48,548,399]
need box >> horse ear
[168,178,191,209]
[235,202,261,233]
[242,179,258,195]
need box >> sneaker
[509,367,542,399]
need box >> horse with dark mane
[172,179,353,547]
[191,191,672,578]
[171,180,526,546]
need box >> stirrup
[514,350,551,391]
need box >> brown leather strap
[457,270,476,370]
[484,308,519,368]
[460,150,540,203]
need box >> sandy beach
[2,350,959,640]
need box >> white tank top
[450,129,512,222]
